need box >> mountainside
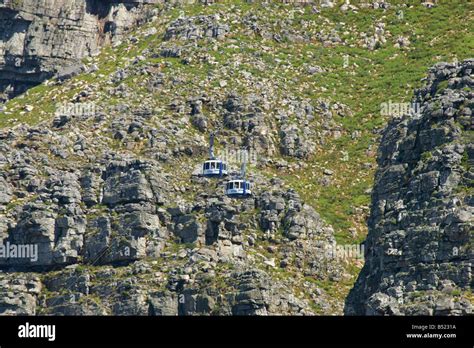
[345,59,473,315]
[0,0,472,316]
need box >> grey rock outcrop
[345,59,473,316]
[164,14,229,41]
[0,273,41,315]
[0,0,157,101]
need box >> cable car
[202,159,227,176]
[225,155,252,197]
[202,132,228,177]
[225,179,252,196]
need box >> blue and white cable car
[203,159,227,176]
[225,179,252,197]
[225,155,252,197]
[202,132,228,177]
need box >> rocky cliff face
[0,142,344,314]
[0,0,471,316]
[0,0,158,101]
[0,9,349,312]
[345,59,473,315]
